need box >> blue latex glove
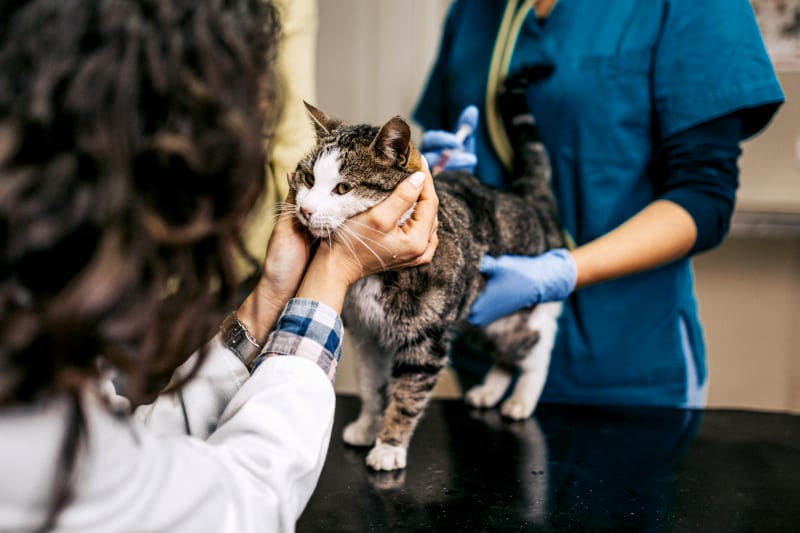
[421,105,479,173]
[468,249,577,327]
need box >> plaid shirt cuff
[250,298,343,384]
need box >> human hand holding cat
[352,162,440,272]
[296,164,439,313]
[236,189,313,342]
[337,163,439,276]
[468,249,577,327]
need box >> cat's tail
[498,64,553,199]
[498,64,564,245]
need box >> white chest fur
[344,275,390,334]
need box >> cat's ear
[371,116,411,167]
[304,101,341,138]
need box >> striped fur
[291,102,566,471]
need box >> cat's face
[290,103,423,239]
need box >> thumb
[479,254,499,275]
[457,105,479,131]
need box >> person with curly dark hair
[0,0,438,531]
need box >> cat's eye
[302,173,315,188]
[334,182,353,195]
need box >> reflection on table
[298,395,799,532]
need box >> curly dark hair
[0,0,281,526]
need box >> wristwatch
[219,312,262,368]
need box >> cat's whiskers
[339,222,393,254]
[340,219,399,270]
[329,228,365,276]
[272,211,296,224]
[274,200,292,209]
[336,224,388,273]
[341,218,392,237]
[270,200,295,219]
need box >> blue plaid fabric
[250,298,343,384]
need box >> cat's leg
[342,335,393,447]
[462,311,540,410]
[366,339,448,471]
[463,363,513,408]
[499,302,561,420]
[366,367,443,471]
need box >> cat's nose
[301,207,314,221]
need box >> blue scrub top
[414,0,784,407]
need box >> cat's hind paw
[464,383,505,409]
[366,440,407,471]
[343,417,379,447]
[500,397,536,420]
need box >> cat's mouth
[297,212,338,239]
[307,225,334,239]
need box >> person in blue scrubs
[414,0,785,407]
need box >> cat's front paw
[343,417,379,447]
[464,383,505,408]
[500,397,536,420]
[366,439,407,471]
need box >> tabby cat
[290,75,566,471]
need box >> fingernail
[409,172,424,189]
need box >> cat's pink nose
[301,207,314,220]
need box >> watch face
[221,313,260,365]
[230,322,246,342]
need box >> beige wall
[701,71,800,413]
[695,237,800,412]
[316,1,800,413]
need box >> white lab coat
[0,336,335,532]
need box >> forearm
[235,261,347,350]
[571,199,697,289]
[656,114,742,254]
[236,277,294,346]
[238,251,355,338]
[295,251,351,314]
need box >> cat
[289,72,566,472]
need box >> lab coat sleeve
[133,335,251,439]
[135,298,342,439]
[70,301,342,532]
[71,356,334,533]
[205,356,336,531]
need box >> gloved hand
[421,105,479,173]
[468,249,577,327]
